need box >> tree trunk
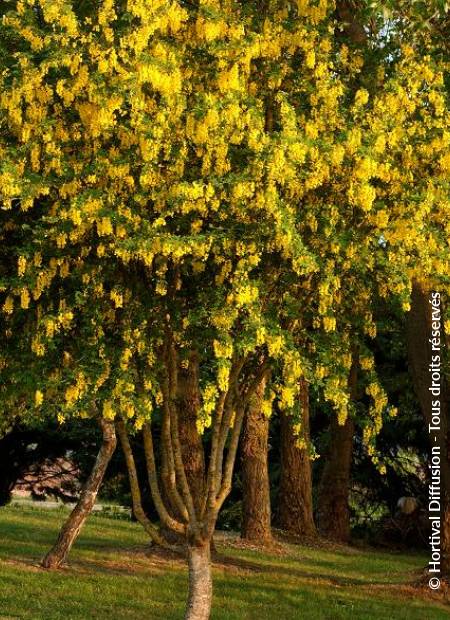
[159,352,206,545]
[177,353,205,515]
[241,377,272,543]
[317,413,354,542]
[41,418,116,569]
[317,363,357,543]
[185,541,212,620]
[278,378,316,537]
[407,279,450,574]
[335,0,367,44]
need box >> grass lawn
[0,505,448,619]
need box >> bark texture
[241,377,272,543]
[185,542,212,620]
[317,363,357,543]
[278,379,316,537]
[407,280,450,574]
[317,414,354,542]
[41,418,116,569]
[177,353,205,516]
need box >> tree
[240,375,272,543]
[0,3,338,617]
[391,0,450,577]
[335,0,450,557]
[407,281,450,574]
[41,417,117,568]
[316,0,450,545]
[2,1,449,617]
[278,378,316,538]
[317,358,357,542]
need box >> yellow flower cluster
[0,0,448,451]
[35,390,44,407]
[213,339,233,360]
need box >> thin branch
[142,422,187,533]
[160,380,190,521]
[115,419,167,547]
[203,405,246,540]
[164,334,198,528]
[202,358,244,519]
[201,389,227,519]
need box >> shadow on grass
[211,574,450,620]
[1,509,448,620]
[211,547,416,588]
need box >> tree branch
[115,419,167,547]
[142,422,187,533]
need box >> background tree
[277,378,316,538]
[41,417,117,568]
[240,375,272,544]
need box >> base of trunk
[185,542,212,620]
[41,542,74,570]
[241,524,273,545]
[317,498,351,543]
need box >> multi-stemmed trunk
[407,279,450,575]
[241,377,272,544]
[161,353,206,545]
[41,418,116,569]
[133,334,270,620]
[278,379,316,537]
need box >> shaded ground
[10,495,130,514]
[0,506,448,619]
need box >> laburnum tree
[1,2,450,619]
[0,1,345,617]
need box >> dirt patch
[0,557,45,573]
[365,580,450,607]
[213,529,361,559]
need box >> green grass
[0,506,448,619]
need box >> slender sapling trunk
[41,418,116,569]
